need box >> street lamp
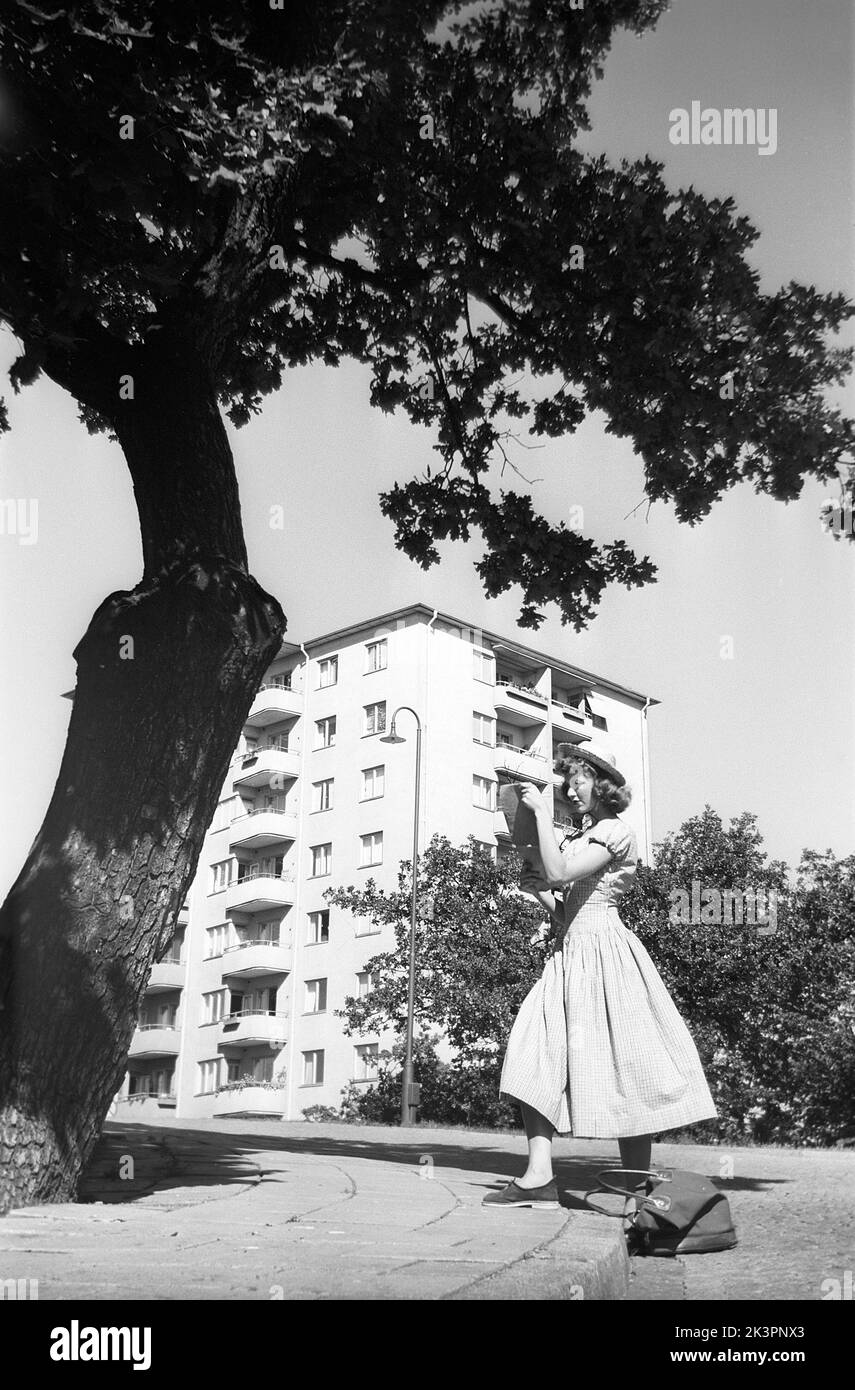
[380,706,422,1126]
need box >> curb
[449,1209,630,1301]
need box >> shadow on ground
[77,1121,793,1209]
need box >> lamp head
[380,727,405,744]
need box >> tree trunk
[0,336,286,1212]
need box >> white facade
[116,605,656,1121]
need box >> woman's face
[567,765,596,812]
[562,782,584,816]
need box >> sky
[1,0,853,893]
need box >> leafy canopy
[621,808,855,1144]
[327,835,547,1051]
[1,1,852,625]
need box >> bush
[301,1104,342,1123]
[335,1033,523,1130]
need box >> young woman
[484,743,717,1210]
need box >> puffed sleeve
[585,819,634,862]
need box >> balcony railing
[224,939,281,954]
[226,872,296,914]
[227,1007,287,1020]
[236,866,295,884]
[218,1009,289,1049]
[136,1022,177,1032]
[229,808,298,850]
[239,735,293,762]
[496,741,546,760]
[496,678,547,702]
[121,1090,176,1105]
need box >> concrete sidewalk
[1,1118,852,1300]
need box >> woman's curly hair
[553,753,632,815]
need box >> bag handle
[582,1190,629,1219]
[594,1168,667,1198]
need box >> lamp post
[380,706,422,1126]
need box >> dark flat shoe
[482,1178,560,1210]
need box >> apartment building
[117,604,656,1121]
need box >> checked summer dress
[499,817,718,1138]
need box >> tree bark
[0,335,286,1212]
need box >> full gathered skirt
[500,908,717,1138]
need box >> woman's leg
[618,1134,653,1213]
[517,1102,556,1187]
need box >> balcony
[221,940,292,980]
[247,683,302,726]
[226,872,296,915]
[550,699,594,742]
[229,809,298,850]
[116,1090,177,1115]
[218,1010,288,1050]
[128,1025,180,1060]
[233,739,300,790]
[493,743,550,783]
[494,680,548,727]
[213,1086,286,1119]
[145,958,185,993]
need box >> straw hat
[554,740,626,787]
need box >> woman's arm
[518,783,612,886]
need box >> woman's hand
[518,781,549,815]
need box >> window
[268,670,292,690]
[315,716,336,749]
[228,1055,273,1084]
[473,775,496,811]
[473,647,495,683]
[138,1000,177,1029]
[230,985,277,1017]
[130,1067,174,1099]
[363,701,386,736]
[307,909,330,945]
[205,923,231,959]
[357,970,378,999]
[304,978,328,1013]
[360,765,385,800]
[302,1050,325,1086]
[355,918,382,938]
[201,990,227,1025]
[210,859,233,894]
[318,655,338,689]
[239,919,279,946]
[354,1043,380,1082]
[312,778,334,813]
[197,1059,221,1095]
[359,831,383,868]
[473,711,495,746]
[310,843,332,878]
[365,639,387,673]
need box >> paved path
[625,1138,855,1302]
[1,1119,852,1301]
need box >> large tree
[621,810,855,1144]
[0,0,852,1209]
